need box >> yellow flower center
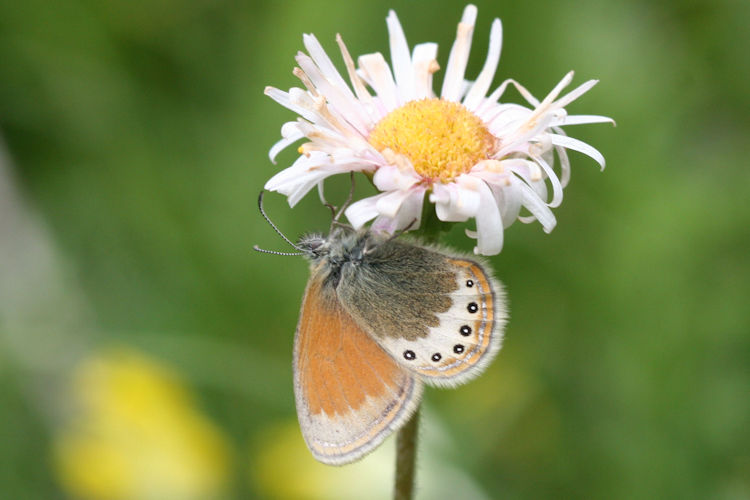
[368,98,496,182]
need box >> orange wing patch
[294,272,421,465]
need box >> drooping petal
[531,154,564,207]
[430,181,481,222]
[496,179,523,228]
[518,182,557,232]
[372,188,426,233]
[549,133,607,170]
[471,180,504,255]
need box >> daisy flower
[264,4,612,255]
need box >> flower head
[264,4,612,255]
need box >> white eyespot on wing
[379,259,507,387]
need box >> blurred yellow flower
[53,348,230,500]
[250,419,493,500]
[251,419,394,500]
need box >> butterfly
[256,191,507,465]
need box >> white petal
[373,165,419,191]
[287,172,331,206]
[498,78,539,107]
[345,195,381,228]
[376,189,412,218]
[463,18,502,111]
[302,34,353,95]
[553,114,615,126]
[264,86,318,123]
[549,133,607,170]
[554,79,598,109]
[411,43,439,99]
[497,180,523,227]
[373,188,425,232]
[396,188,426,230]
[430,179,481,222]
[440,4,477,102]
[386,10,414,103]
[269,122,304,163]
[264,152,329,191]
[358,52,399,111]
[335,34,374,107]
[551,127,572,187]
[519,182,556,232]
[472,180,504,255]
[295,53,370,135]
[531,154,563,207]
[535,71,574,111]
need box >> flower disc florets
[263,4,612,255]
[368,99,497,182]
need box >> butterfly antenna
[253,245,303,256]
[385,218,418,243]
[334,172,356,222]
[256,190,303,251]
[317,182,338,219]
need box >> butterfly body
[293,228,507,465]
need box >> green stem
[393,198,448,500]
[394,406,421,500]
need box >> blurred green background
[1,0,749,498]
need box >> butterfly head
[296,233,328,260]
[296,228,371,265]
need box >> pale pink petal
[372,188,426,233]
[345,194,382,228]
[373,165,420,191]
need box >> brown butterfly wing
[294,267,423,465]
[337,240,507,388]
